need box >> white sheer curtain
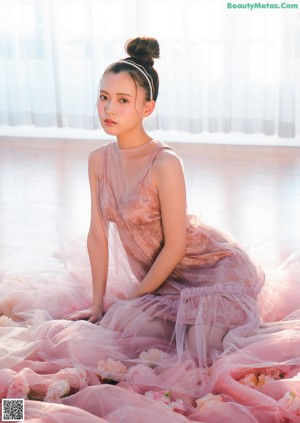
[0,0,299,138]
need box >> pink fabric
[0,139,300,422]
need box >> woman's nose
[105,100,115,114]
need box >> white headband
[117,60,154,101]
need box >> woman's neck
[116,128,152,150]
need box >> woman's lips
[104,119,117,126]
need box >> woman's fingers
[88,316,100,323]
[64,309,92,321]
[64,308,103,323]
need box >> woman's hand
[64,306,103,323]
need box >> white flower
[44,379,70,402]
[196,393,223,409]
[144,390,186,415]
[96,359,128,382]
[167,399,186,414]
[278,391,300,415]
[139,348,170,367]
[256,373,274,387]
[0,316,19,327]
[238,373,258,388]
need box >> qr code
[2,399,24,421]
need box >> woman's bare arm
[65,147,109,322]
[129,149,187,298]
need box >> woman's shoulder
[89,143,108,160]
[89,142,113,166]
[88,143,112,177]
[153,143,183,171]
[151,143,184,187]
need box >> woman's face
[97,71,152,138]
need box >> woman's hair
[103,37,160,101]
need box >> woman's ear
[144,100,156,117]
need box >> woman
[1,37,300,422]
[66,36,265,367]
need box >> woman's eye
[99,95,107,101]
[120,98,129,104]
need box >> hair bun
[125,37,160,67]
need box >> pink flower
[126,364,156,382]
[7,382,29,399]
[145,390,171,405]
[196,393,223,409]
[55,367,88,389]
[264,367,286,379]
[278,391,300,416]
[139,348,170,367]
[183,366,210,392]
[238,367,288,389]
[44,379,70,402]
[96,359,128,382]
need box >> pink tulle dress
[1,139,300,423]
[98,139,264,365]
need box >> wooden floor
[1,136,300,274]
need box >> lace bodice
[97,140,264,299]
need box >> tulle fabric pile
[0,236,300,422]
